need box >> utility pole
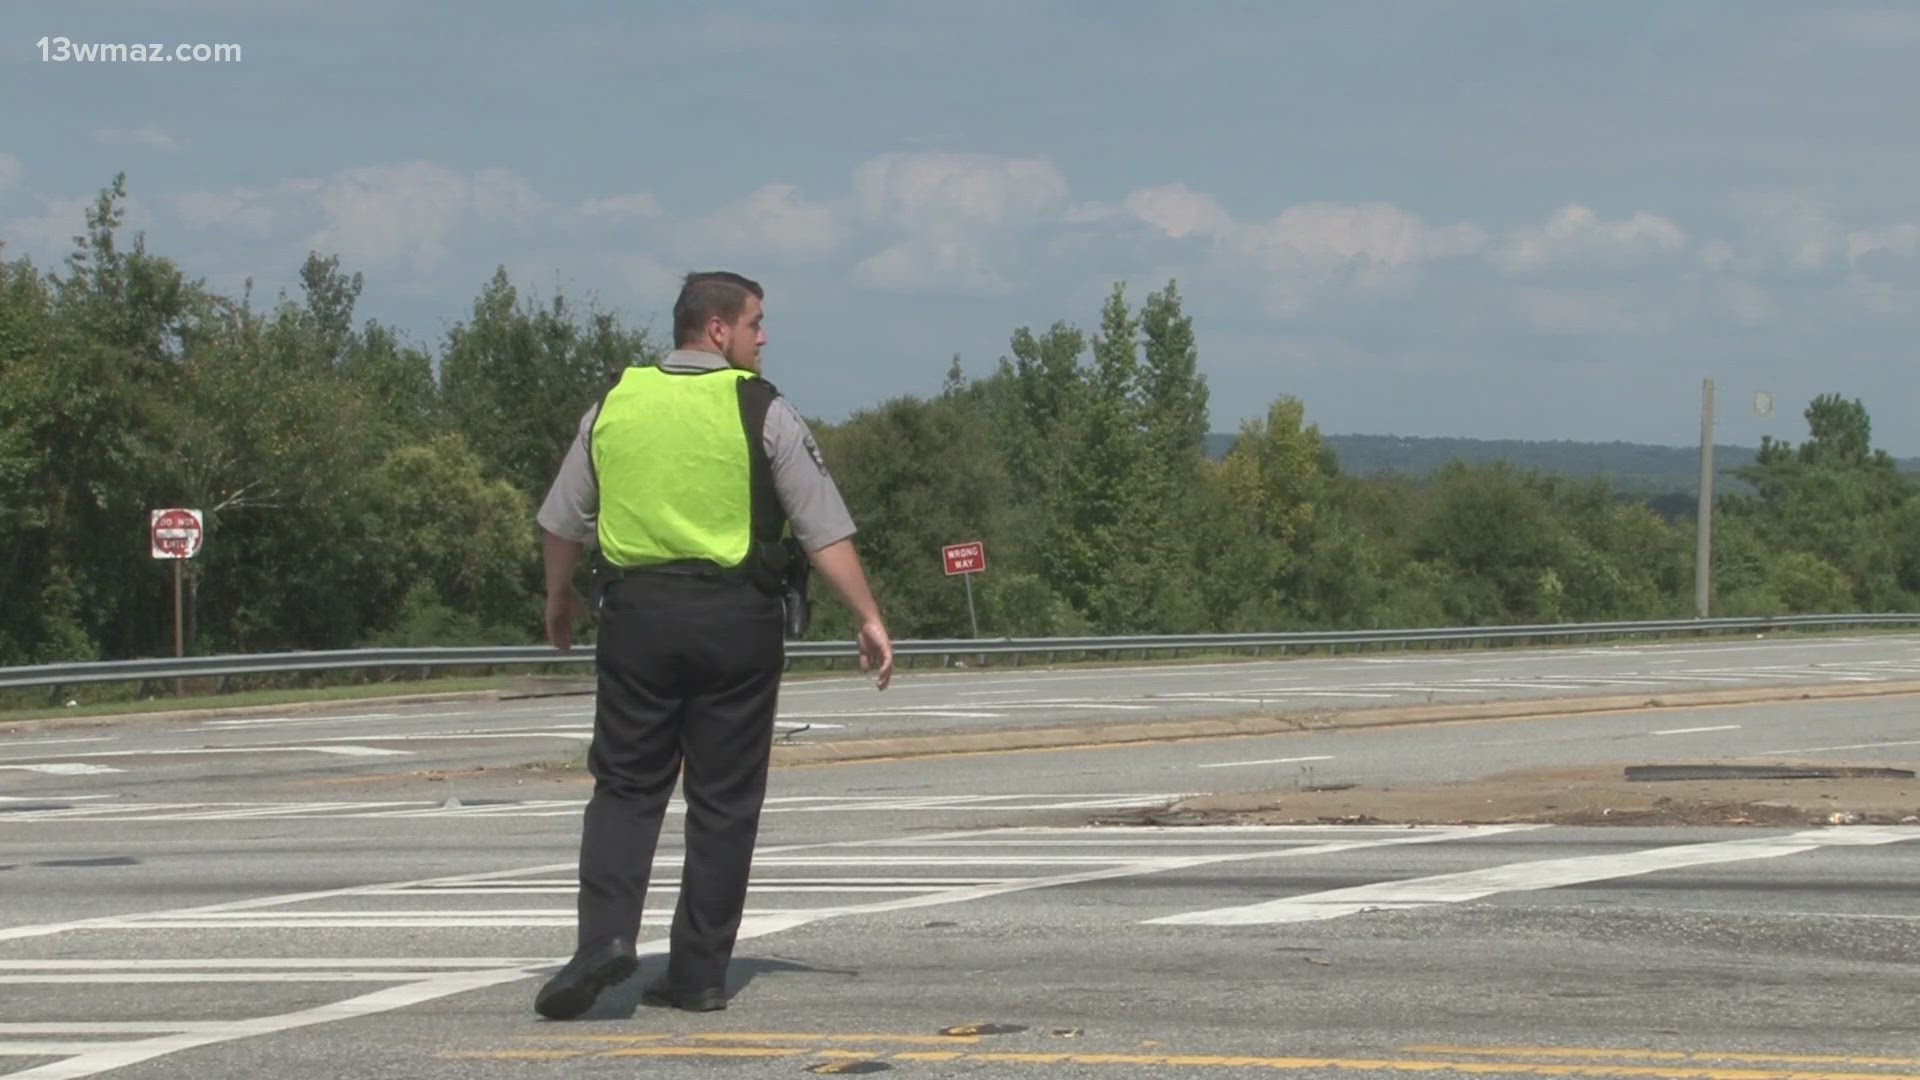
[1695,378,1715,619]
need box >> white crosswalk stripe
[8,821,1916,1076]
[0,793,1191,822]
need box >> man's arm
[762,395,893,689]
[536,405,600,651]
[807,537,882,627]
[541,529,586,651]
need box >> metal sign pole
[963,572,979,638]
[173,558,184,658]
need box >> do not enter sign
[150,508,204,559]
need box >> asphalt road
[2,635,1917,1079]
[3,633,1920,797]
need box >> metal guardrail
[3,613,1918,692]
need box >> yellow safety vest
[589,365,782,570]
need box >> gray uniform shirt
[536,350,858,554]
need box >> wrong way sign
[150,508,204,559]
[942,541,984,576]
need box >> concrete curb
[768,678,1920,768]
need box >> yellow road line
[452,1043,1920,1077]
[1408,1047,1920,1069]
[518,1033,672,1044]
[692,1031,984,1045]
[602,1046,806,1059]
[436,1050,588,1061]
[520,1030,981,1046]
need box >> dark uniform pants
[574,568,785,991]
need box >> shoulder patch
[802,432,829,475]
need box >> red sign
[942,541,985,576]
[150,508,204,559]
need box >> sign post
[150,508,204,657]
[941,541,985,638]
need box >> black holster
[781,538,811,639]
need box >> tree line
[3,176,1916,668]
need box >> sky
[5,1,1919,454]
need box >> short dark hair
[673,271,764,347]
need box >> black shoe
[640,975,728,1012]
[534,939,637,1020]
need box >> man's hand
[545,588,587,651]
[857,618,893,690]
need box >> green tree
[439,267,663,497]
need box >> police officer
[531,270,893,1021]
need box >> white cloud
[1714,278,1776,325]
[1732,190,1840,270]
[6,194,154,261]
[0,153,23,199]
[681,183,843,262]
[170,192,285,237]
[1516,289,1656,335]
[1699,240,1738,271]
[1495,205,1687,272]
[854,151,1068,229]
[852,236,1005,292]
[90,125,181,152]
[1848,222,1920,262]
[567,193,662,227]
[175,161,549,272]
[1236,203,1486,267]
[302,163,543,271]
[849,151,1069,289]
[1119,187,1486,317]
[1123,183,1232,240]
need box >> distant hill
[1201,433,1920,498]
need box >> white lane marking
[303,728,594,743]
[1314,685,1491,694]
[0,764,123,776]
[1199,755,1335,770]
[0,793,1191,822]
[0,1024,232,1035]
[779,710,1004,720]
[1536,677,1683,686]
[0,972,541,984]
[0,746,409,764]
[788,825,1541,921]
[1447,680,1599,691]
[0,1045,131,1057]
[1149,697,1279,706]
[0,824,1550,1078]
[0,959,546,971]
[1651,724,1743,736]
[0,861,579,944]
[1147,827,1920,926]
[1758,738,1920,756]
[0,964,556,1080]
[0,738,112,748]
[955,689,1053,698]
[984,702,1157,711]
[198,712,402,729]
[1262,691,1399,699]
